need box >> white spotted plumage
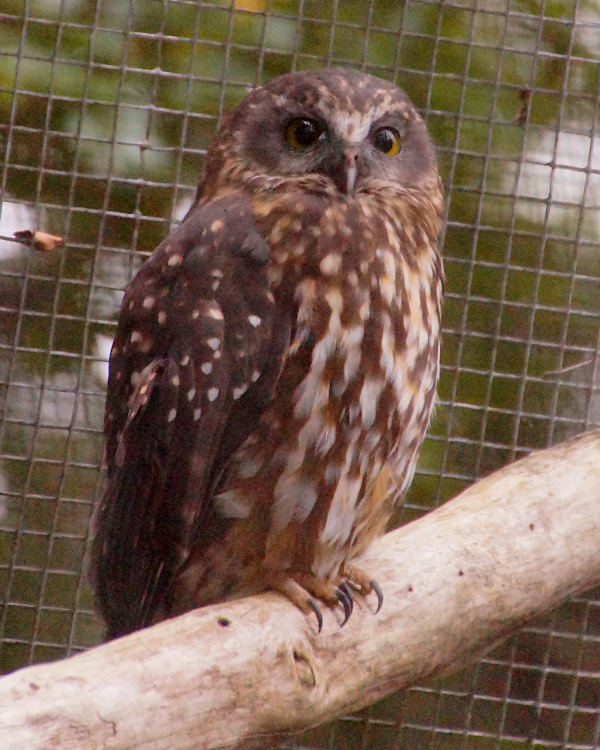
[93,67,443,640]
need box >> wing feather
[92,194,288,638]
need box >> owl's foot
[272,573,353,632]
[269,570,376,633]
[340,563,384,614]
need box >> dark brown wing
[92,194,290,639]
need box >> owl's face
[203,68,439,199]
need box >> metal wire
[1,0,599,746]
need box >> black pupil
[294,119,318,146]
[376,129,394,152]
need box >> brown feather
[92,68,444,637]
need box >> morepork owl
[91,67,444,639]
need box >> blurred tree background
[1,0,599,746]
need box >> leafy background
[1,0,599,746]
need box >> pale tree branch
[2,429,600,749]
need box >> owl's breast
[215,187,444,578]
[251,188,443,418]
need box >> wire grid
[1,0,599,746]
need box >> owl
[91,68,444,639]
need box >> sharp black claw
[370,579,384,614]
[339,581,354,612]
[307,598,323,633]
[335,585,353,627]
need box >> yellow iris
[373,127,401,156]
[284,118,323,150]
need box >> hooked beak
[330,150,359,195]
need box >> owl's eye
[284,118,324,150]
[373,127,401,156]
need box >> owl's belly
[176,196,441,606]
[213,269,439,585]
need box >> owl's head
[201,68,439,200]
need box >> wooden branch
[2,429,600,749]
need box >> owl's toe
[268,573,327,632]
[267,568,383,631]
[268,571,355,631]
[341,563,384,614]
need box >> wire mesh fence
[1,0,599,746]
